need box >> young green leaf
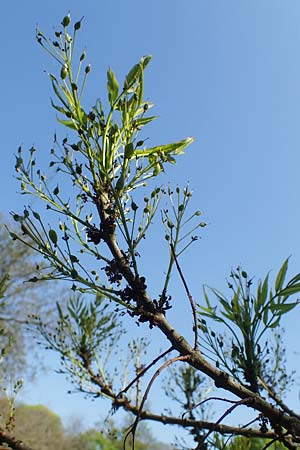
[270,302,299,314]
[57,119,77,130]
[123,55,151,91]
[134,137,194,158]
[56,302,64,320]
[275,258,289,293]
[277,284,300,297]
[107,68,119,106]
[124,63,141,90]
[255,274,268,312]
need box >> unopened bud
[74,20,81,30]
[62,14,71,27]
[60,66,68,80]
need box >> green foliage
[31,293,122,396]
[0,219,60,381]
[198,260,299,393]
[0,398,67,450]
[211,434,287,450]
[73,424,169,450]
[12,14,201,311]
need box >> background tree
[10,13,300,450]
[0,218,60,381]
[72,423,170,450]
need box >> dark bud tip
[74,20,81,30]
[62,14,71,27]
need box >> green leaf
[269,316,281,329]
[256,274,269,312]
[202,288,214,311]
[132,116,157,128]
[50,99,70,116]
[270,302,299,313]
[277,284,300,297]
[57,119,77,130]
[0,275,9,298]
[51,79,69,109]
[263,303,269,325]
[286,272,300,286]
[134,137,194,158]
[123,55,151,91]
[275,258,289,293]
[107,68,119,106]
[141,55,152,68]
[49,229,58,245]
[124,62,141,90]
[56,302,64,320]
[67,305,77,320]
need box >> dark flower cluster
[153,292,172,315]
[103,259,123,284]
[87,226,102,245]
[120,277,147,305]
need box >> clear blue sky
[2,0,300,444]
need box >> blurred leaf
[270,302,299,313]
[269,316,281,329]
[278,284,300,297]
[256,274,268,312]
[275,258,289,293]
[0,275,9,298]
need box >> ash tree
[8,13,300,450]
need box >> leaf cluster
[199,259,300,394]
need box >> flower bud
[74,20,81,30]
[60,66,68,80]
[62,14,71,27]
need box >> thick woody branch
[79,352,295,443]
[91,194,300,443]
[0,427,34,450]
[102,232,300,441]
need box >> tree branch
[170,243,198,350]
[0,427,35,450]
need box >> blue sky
[2,0,300,444]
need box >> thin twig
[170,243,198,350]
[195,397,252,449]
[258,376,300,419]
[118,345,174,396]
[182,396,248,419]
[124,354,190,450]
